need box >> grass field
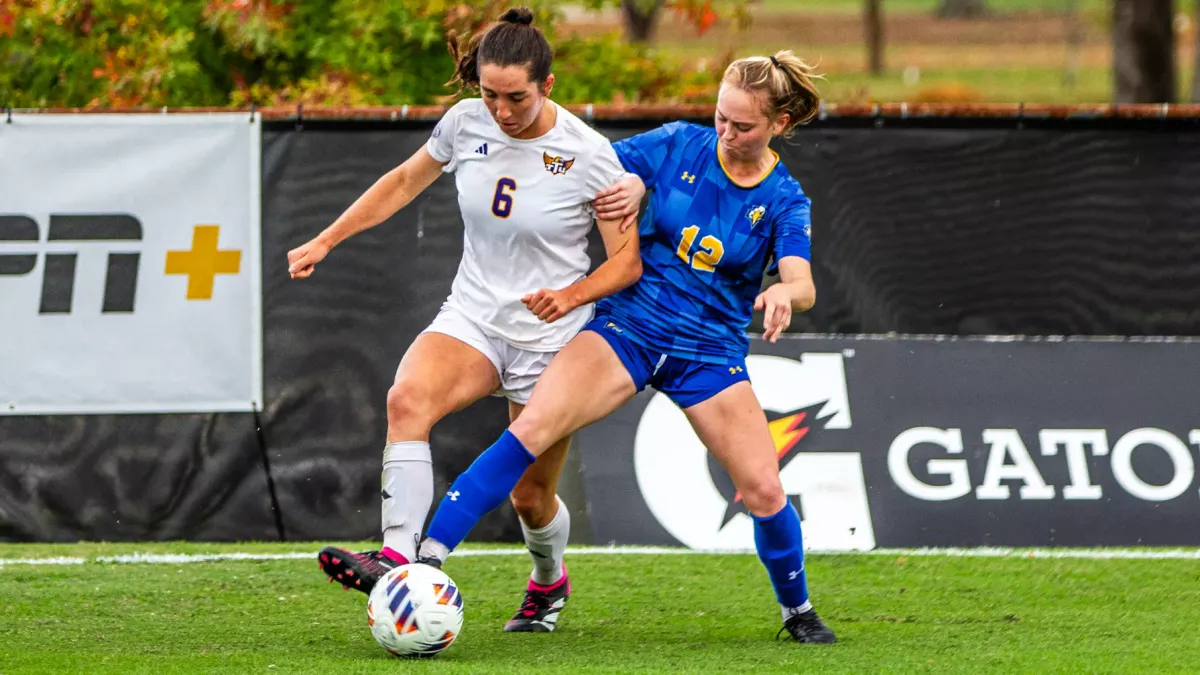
[3,543,1200,674]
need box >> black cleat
[778,609,837,644]
[413,554,443,570]
[504,571,570,633]
[317,546,400,595]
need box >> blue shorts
[584,316,749,409]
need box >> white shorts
[421,305,557,405]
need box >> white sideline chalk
[0,556,87,566]
[2,546,1200,567]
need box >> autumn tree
[0,0,722,108]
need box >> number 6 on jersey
[492,178,517,218]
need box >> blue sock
[425,430,535,551]
[753,502,809,610]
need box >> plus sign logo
[165,225,242,300]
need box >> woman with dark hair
[288,7,644,633]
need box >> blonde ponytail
[722,50,822,135]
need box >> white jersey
[425,98,628,351]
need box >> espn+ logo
[1,213,240,313]
[0,214,142,313]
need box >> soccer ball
[366,564,464,658]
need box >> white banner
[0,113,262,414]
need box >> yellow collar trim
[716,143,779,188]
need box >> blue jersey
[597,121,812,363]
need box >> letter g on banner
[889,427,972,501]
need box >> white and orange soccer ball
[366,564,464,658]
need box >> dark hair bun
[500,7,534,25]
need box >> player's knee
[741,474,787,518]
[385,381,436,433]
[508,411,556,455]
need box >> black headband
[769,55,780,68]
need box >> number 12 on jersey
[492,178,517,218]
[676,225,725,272]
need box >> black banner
[791,128,1200,336]
[576,335,1200,548]
[0,414,277,541]
[258,121,1200,339]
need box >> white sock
[418,538,450,564]
[521,495,569,586]
[782,601,814,621]
[381,441,432,563]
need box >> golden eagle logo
[747,205,767,228]
[543,152,575,176]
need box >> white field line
[2,546,1200,566]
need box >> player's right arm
[523,213,642,323]
[287,147,446,279]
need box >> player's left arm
[524,139,644,323]
[523,215,642,323]
[755,257,815,343]
[754,188,816,343]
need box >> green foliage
[549,33,714,104]
[0,0,221,108]
[0,0,726,108]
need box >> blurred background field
[561,0,1195,104]
[2,0,1196,108]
